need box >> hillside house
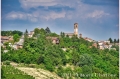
[17,38,24,48]
[12,36,24,50]
[28,31,34,38]
[65,33,74,38]
[92,42,98,48]
[12,43,18,50]
[1,36,13,43]
[1,36,13,48]
[98,40,113,50]
[83,37,94,42]
[46,36,59,44]
[104,40,110,44]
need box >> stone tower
[74,23,78,36]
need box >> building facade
[74,23,78,36]
[65,23,79,38]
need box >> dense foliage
[1,30,23,36]
[1,27,119,79]
[109,38,119,43]
[2,65,35,79]
[13,34,20,42]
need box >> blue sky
[1,0,119,41]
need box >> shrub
[4,61,10,65]
[29,64,36,68]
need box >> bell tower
[74,23,78,36]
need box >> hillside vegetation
[2,63,35,79]
[1,28,119,79]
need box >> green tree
[44,57,54,72]
[60,32,65,38]
[114,39,116,43]
[34,28,40,36]
[25,29,28,34]
[4,42,9,46]
[79,44,88,53]
[74,67,82,77]
[13,34,19,42]
[90,46,99,54]
[57,66,64,77]
[72,51,80,66]
[60,32,62,36]
[108,38,113,43]
[82,65,92,79]
[66,35,69,38]
[1,30,23,36]
[59,38,64,48]
[78,54,93,67]
[49,33,58,37]
[12,30,23,36]
[1,68,5,78]
[45,27,51,34]
[37,55,44,64]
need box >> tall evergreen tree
[45,27,51,34]
[60,32,65,38]
[25,29,28,34]
[108,38,113,43]
[24,29,28,38]
[63,32,65,38]
[60,32,63,37]
[114,39,116,43]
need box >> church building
[65,23,78,38]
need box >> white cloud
[19,0,59,9]
[86,10,110,19]
[19,0,78,9]
[42,12,66,20]
[5,10,66,22]
[5,11,36,22]
[5,0,112,22]
[5,11,27,20]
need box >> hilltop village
[1,23,119,79]
[1,23,119,52]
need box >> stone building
[28,31,34,38]
[74,23,78,36]
[65,23,79,38]
[46,36,59,44]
